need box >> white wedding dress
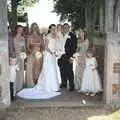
[17,34,61,99]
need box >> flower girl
[80,49,102,96]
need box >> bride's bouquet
[34,51,43,60]
[54,49,62,58]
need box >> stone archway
[1,0,120,107]
[0,0,11,107]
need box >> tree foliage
[19,0,38,7]
[8,0,39,33]
[53,0,86,30]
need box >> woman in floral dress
[74,30,89,90]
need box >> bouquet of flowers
[73,52,80,58]
[88,64,95,70]
[34,51,42,60]
[20,52,27,60]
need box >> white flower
[20,52,27,60]
[67,35,71,39]
[35,51,42,60]
[73,52,80,58]
[16,65,20,71]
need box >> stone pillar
[104,33,120,104]
[105,0,114,32]
[92,7,97,32]
[85,7,92,32]
[99,0,104,32]
[113,0,120,32]
[0,0,10,106]
[117,12,120,32]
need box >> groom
[58,23,77,91]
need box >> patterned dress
[74,39,89,90]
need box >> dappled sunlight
[88,110,120,120]
[88,115,112,120]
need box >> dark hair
[79,30,87,40]
[49,24,56,30]
[48,24,56,33]
[83,30,87,40]
[12,25,24,37]
[87,49,94,54]
[63,23,70,28]
[57,24,62,28]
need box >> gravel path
[2,107,111,120]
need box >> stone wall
[92,33,105,80]
[104,32,120,104]
[0,34,10,106]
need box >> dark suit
[58,32,77,90]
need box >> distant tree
[53,0,89,30]
[8,0,39,33]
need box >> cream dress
[26,36,44,88]
[14,37,25,92]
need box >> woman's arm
[84,39,89,52]
[27,36,32,54]
[40,35,45,51]
[45,38,54,55]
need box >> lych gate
[0,0,120,107]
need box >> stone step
[0,106,112,120]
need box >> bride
[17,24,61,99]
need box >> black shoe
[60,84,67,88]
[69,88,74,92]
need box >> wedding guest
[74,30,89,90]
[12,25,26,92]
[80,49,102,96]
[58,23,77,91]
[26,23,44,87]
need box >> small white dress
[17,34,61,99]
[80,57,102,93]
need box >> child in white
[9,57,19,100]
[80,50,102,96]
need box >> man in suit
[58,23,77,91]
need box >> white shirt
[55,32,69,58]
[9,65,19,82]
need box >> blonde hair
[29,23,40,36]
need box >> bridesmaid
[12,25,26,92]
[74,30,89,90]
[26,23,44,88]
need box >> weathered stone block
[0,86,2,97]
